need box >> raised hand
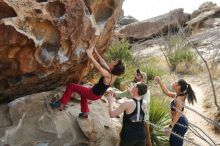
[154,76,161,84]
[164,126,172,136]
[86,47,94,57]
[107,92,115,105]
[128,83,134,96]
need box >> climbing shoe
[50,100,61,108]
[78,112,88,119]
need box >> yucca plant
[149,97,170,146]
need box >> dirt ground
[182,74,220,146]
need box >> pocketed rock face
[0,0,123,102]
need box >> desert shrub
[105,40,133,62]
[164,35,197,71]
[149,98,170,146]
[167,48,197,71]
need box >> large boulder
[0,88,121,146]
[0,0,123,102]
[189,27,220,74]
[115,8,190,40]
[191,1,217,19]
[118,15,138,26]
[187,2,220,30]
[187,7,220,29]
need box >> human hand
[105,90,115,97]
[164,126,172,136]
[86,47,94,56]
[107,92,115,105]
[128,83,134,96]
[154,76,161,84]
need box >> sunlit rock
[0,0,123,102]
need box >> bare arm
[154,76,176,98]
[107,93,129,118]
[114,89,131,99]
[86,47,109,78]
[94,48,110,71]
[144,122,152,146]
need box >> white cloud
[122,0,220,21]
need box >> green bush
[168,35,183,48]
[164,35,197,71]
[142,65,164,81]
[138,57,165,82]
[168,48,196,71]
[105,40,133,62]
[149,98,170,146]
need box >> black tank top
[92,76,110,96]
[120,98,146,141]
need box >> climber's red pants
[60,83,101,113]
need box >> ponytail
[186,84,197,105]
[178,79,197,105]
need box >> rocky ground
[0,87,122,146]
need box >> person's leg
[176,117,188,145]
[169,117,188,146]
[59,83,94,111]
[80,94,89,113]
[169,132,176,146]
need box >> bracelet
[169,125,173,128]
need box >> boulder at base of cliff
[0,87,121,146]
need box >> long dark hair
[111,60,125,76]
[178,79,197,105]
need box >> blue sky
[122,0,220,20]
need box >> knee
[67,83,75,89]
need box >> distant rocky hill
[116,1,220,67]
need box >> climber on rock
[50,46,125,119]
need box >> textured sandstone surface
[0,87,121,146]
[0,0,123,102]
